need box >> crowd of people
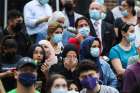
[0,0,140,93]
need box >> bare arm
[111,58,125,76]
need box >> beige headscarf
[38,40,58,67]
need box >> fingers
[41,63,49,73]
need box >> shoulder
[35,90,40,93]
[99,58,109,66]
[74,12,83,17]
[110,44,120,52]
[100,85,119,93]
[8,89,16,93]
[24,0,37,8]
[102,21,113,28]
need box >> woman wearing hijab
[38,40,58,68]
[79,36,118,88]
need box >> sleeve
[101,60,118,88]
[106,63,118,88]
[24,4,38,28]
[109,47,120,61]
[114,18,120,28]
[123,69,136,93]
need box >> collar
[91,19,102,25]
[34,0,46,6]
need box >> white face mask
[51,87,68,93]
[68,90,79,93]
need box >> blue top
[80,36,118,88]
[99,58,118,88]
[109,44,137,68]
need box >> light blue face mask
[121,10,128,17]
[89,10,101,21]
[78,26,90,37]
[128,33,136,42]
[39,0,49,5]
[95,0,104,5]
[52,34,63,43]
[90,47,100,57]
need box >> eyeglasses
[64,57,78,62]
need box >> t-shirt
[123,62,140,93]
[109,44,137,68]
[80,85,119,93]
[8,89,40,93]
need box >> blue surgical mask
[95,0,104,5]
[78,26,90,37]
[51,87,68,93]
[89,10,101,21]
[128,33,136,42]
[80,76,97,89]
[39,0,49,5]
[121,10,128,17]
[18,73,37,87]
[90,47,100,57]
[52,34,63,43]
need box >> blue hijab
[80,36,103,80]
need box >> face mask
[68,90,79,93]
[101,12,106,20]
[64,3,73,11]
[95,0,104,5]
[128,33,136,42]
[121,10,128,17]
[78,26,90,37]
[12,23,22,33]
[80,76,97,89]
[4,52,16,58]
[52,34,63,43]
[51,87,68,93]
[90,47,100,57]
[39,0,49,5]
[18,73,37,87]
[89,10,101,21]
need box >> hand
[42,16,50,22]
[36,16,50,25]
[41,63,49,74]
[2,70,14,77]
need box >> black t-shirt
[0,55,22,92]
[49,62,77,81]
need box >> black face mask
[12,23,23,33]
[4,52,16,59]
[64,3,74,12]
